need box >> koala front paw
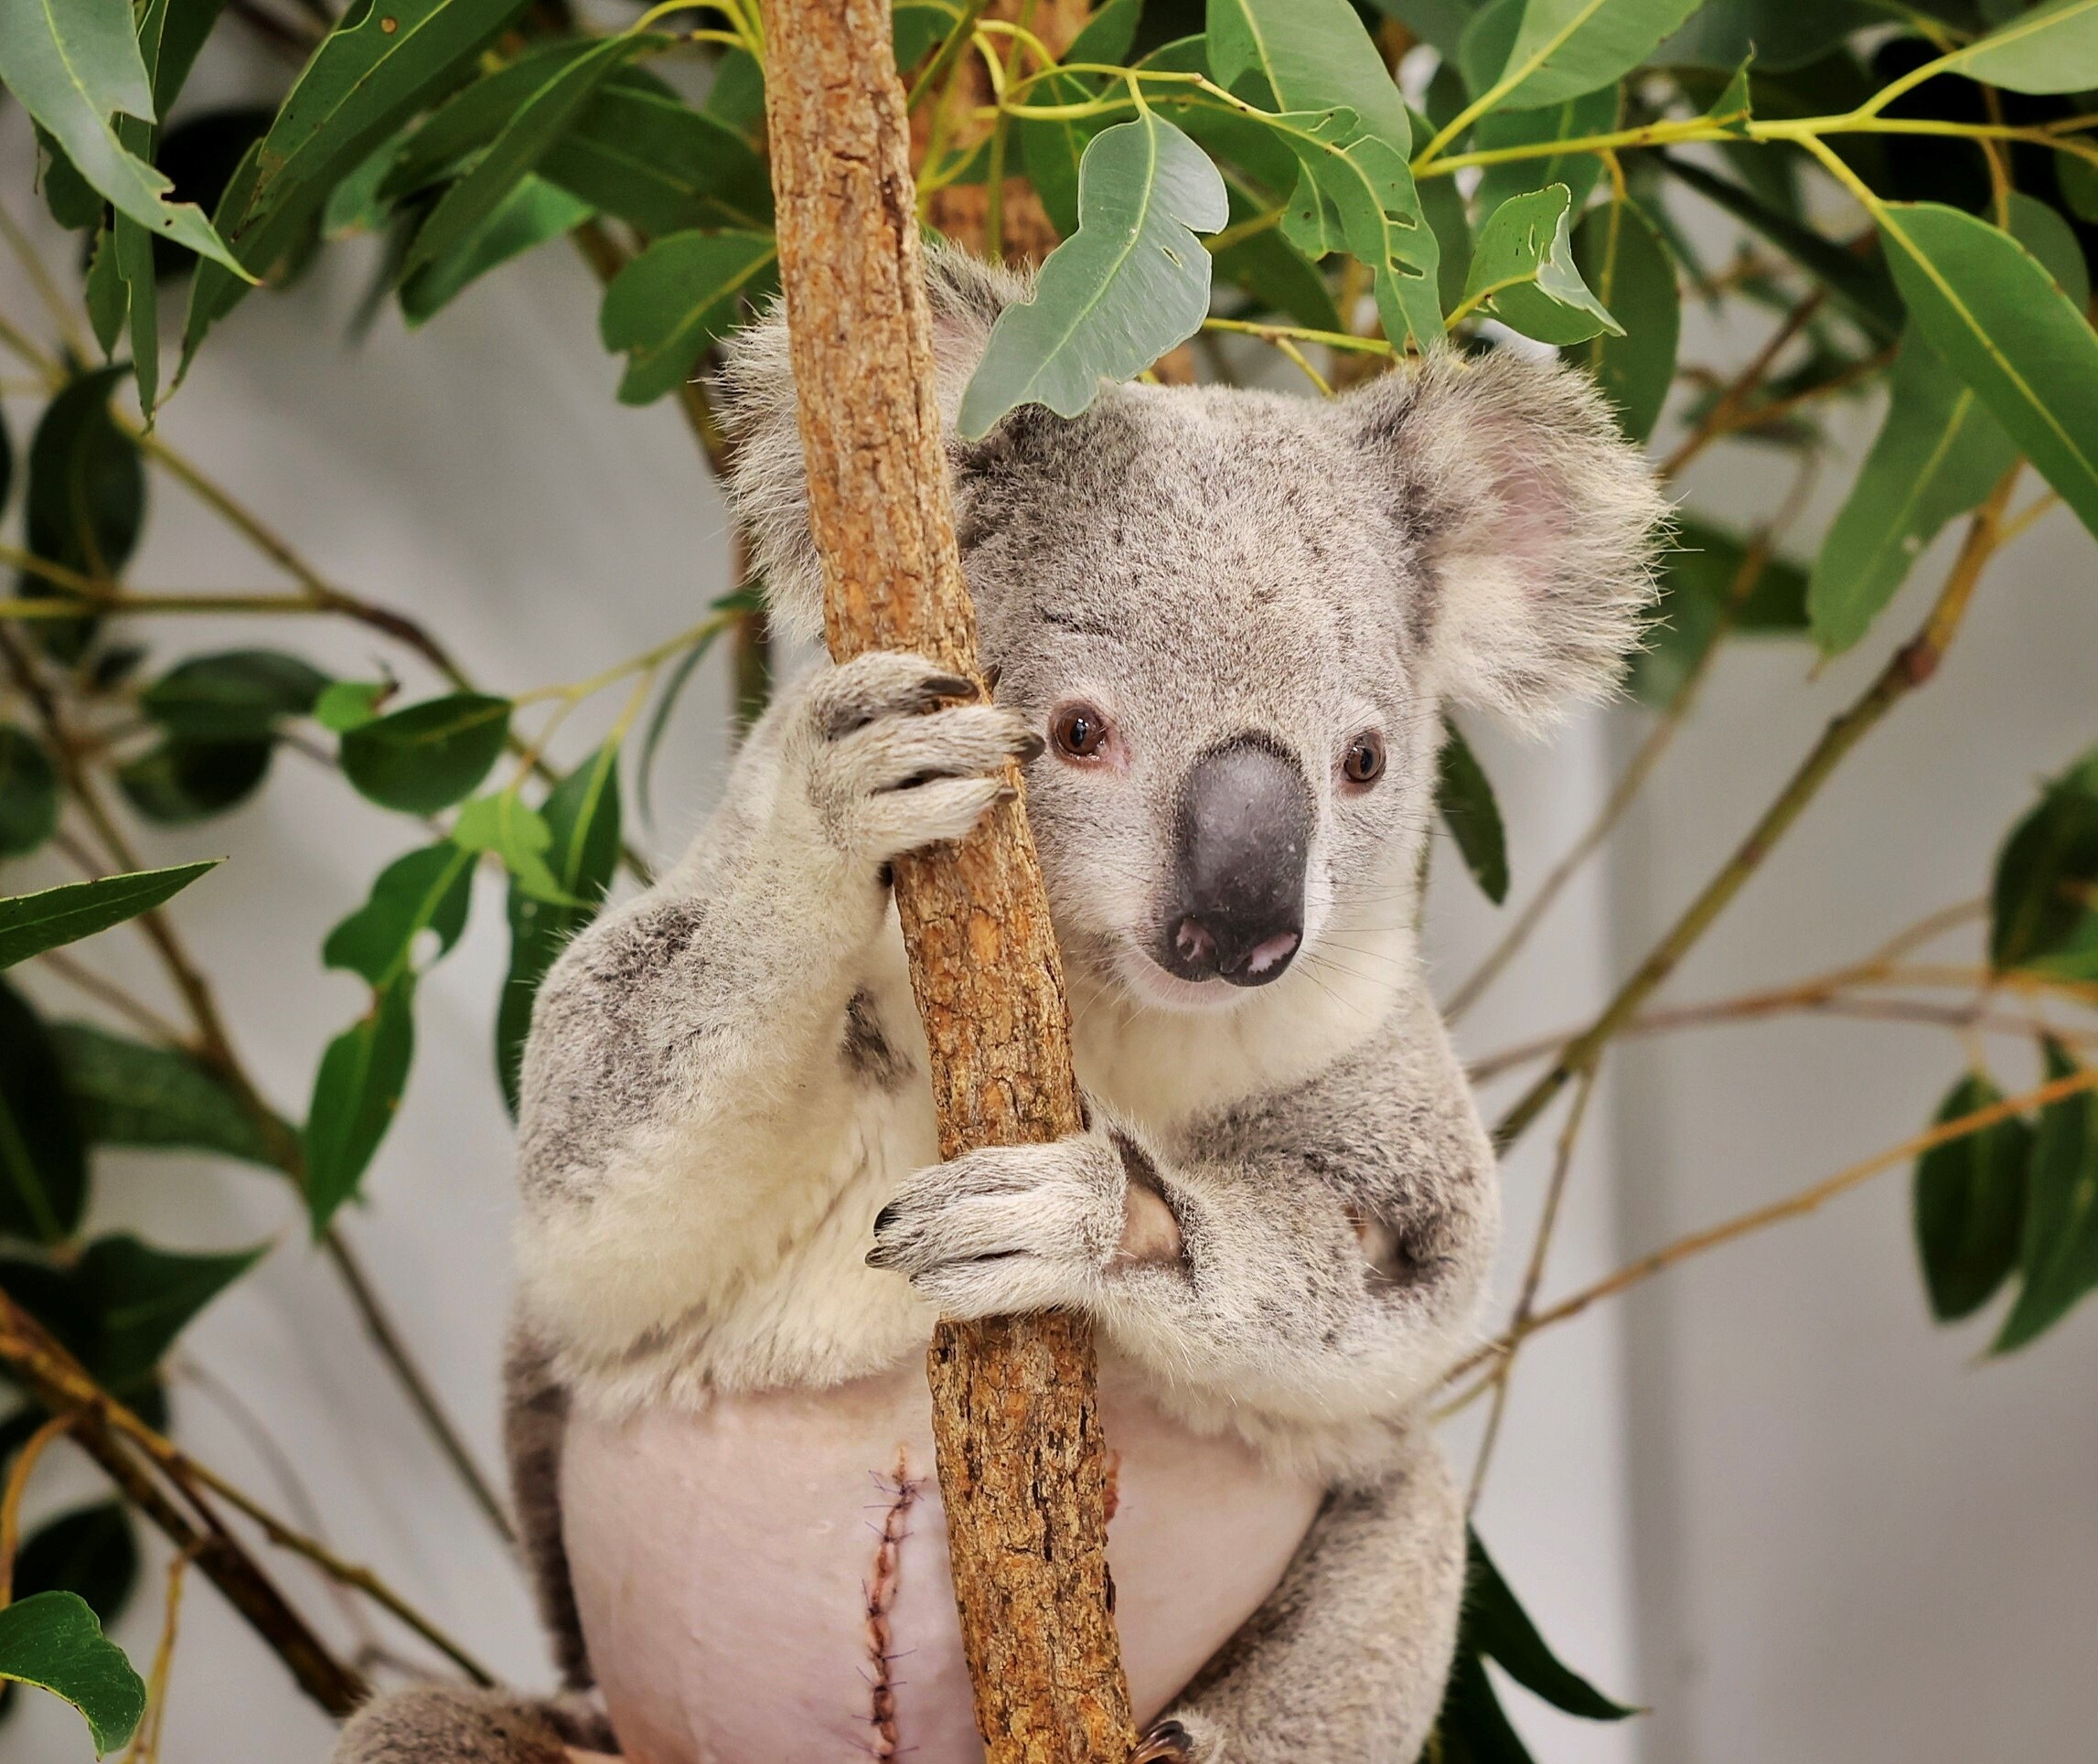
[1134,1715,1223,1762]
[866,1136,1127,1318]
[793,650,1039,866]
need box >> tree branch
[762,0,1136,1757]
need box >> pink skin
[562,1368,1322,1763]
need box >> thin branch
[0,1413,75,1604]
[1492,465,2022,1154]
[1659,289,1826,478]
[121,1551,193,1764]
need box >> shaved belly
[562,1366,1322,1762]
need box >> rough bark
[760,3,1137,1761]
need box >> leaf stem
[0,1413,75,1605]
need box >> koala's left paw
[1133,1715,1222,1762]
[866,1137,1124,1318]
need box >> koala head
[721,250,1664,1014]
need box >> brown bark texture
[759,3,1137,1761]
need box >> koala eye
[1051,702,1112,761]
[1341,731,1386,788]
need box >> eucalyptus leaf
[398,31,636,285]
[69,1235,264,1386]
[304,976,416,1232]
[0,861,219,971]
[15,1504,140,1630]
[1990,743,2098,977]
[322,842,476,989]
[1437,723,1509,905]
[1941,0,2098,94]
[1207,0,1414,153]
[379,39,596,199]
[1459,181,1620,343]
[116,738,273,825]
[1460,0,1704,113]
[1567,198,1678,444]
[498,743,621,1113]
[401,175,593,325]
[50,1022,281,1167]
[1914,1072,2030,1322]
[599,230,778,406]
[0,978,87,1245]
[1993,1043,2098,1352]
[1878,201,2098,543]
[338,693,512,816]
[1807,337,2015,656]
[182,0,530,372]
[544,75,774,236]
[0,725,59,859]
[0,0,242,275]
[960,111,1226,435]
[140,650,329,740]
[1473,80,1617,219]
[19,366,144,662]
[0,1590,145,1754]
[1654,0,1870,72]
[453,793,576,904]
[314,680,388,733]
[1463,1528,1636,1718]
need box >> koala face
[723,250,1664,1015]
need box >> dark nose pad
[1157,737,1311,989]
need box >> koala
[336,248,1662,1764]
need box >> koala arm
[515,651,1031,1358]
[871,988,1497,1436]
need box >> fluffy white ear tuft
[714,245,1031,646]
[1352,349,1668,733]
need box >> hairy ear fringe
[714,244,1032,646]
[1354,349,1670,734]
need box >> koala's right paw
[793,650,1039,864]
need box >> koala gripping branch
[760,3,1139,1761]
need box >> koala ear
[1351,349,1667,732]
[715,243,1031,646]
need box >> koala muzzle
[1159,736,1311,988]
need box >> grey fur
[334,1689,614,1764]
[341,248,1659,1763]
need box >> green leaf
[322,842,476,989]
[338,692,512,815]
[15,1504,140,1630]
[1473,80,1618,219]
[50,1022,281,1167]
[453,794,576,904]
[84,225,128,357]
[1459,181,1620,343]
[1211,199,1345,329]
[1654,0,1870,73]
[2056,146,2098,223]
[1007,3,1142,239]
[1372,0,1483,60]
[1941,0,2098,94]
[19,366,144,663]
[1990,743,2098,975]
[1437,1647,1535,1764]
[401,174,593,325]
[379,38,596,198]
[304,976,415,1232]
[542,73,774,237]
[960,111,1227,435]
[599,230,778,406]
[1994,1044,2098,1352]
[140,649,330,740]
[0,861,219,971]
[0,1590,145,1754]
[1208,0,1415,154]
[1566,198,1678,444]
[703,46,765,136]
[1632,518,1807,706]
[313,679,388,733]
[398,31,636,285]
[1914,1072,2031,1322]
[181,0,530,372]
[1659,155,1902,344]
[75,1235,263,1386]
[1465,1528,1636,1718]
[637,615,733,828]
[115,738,273,825]
[0,0,242,277]
[1438,722,1509,904]
[1460,0,1704,112]
[0,726,60,860]
[498,742,621,1113]
[1877,200,2098,543]
[0,978,87,1245]
[1807,336,2015,656]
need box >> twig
[0,1414,75,1604]
[121,1551,193,1764]
[1658,289,1826,478]
[1492,465,2022,1154]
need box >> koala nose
[1159,736,1311,989]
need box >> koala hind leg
[332,1687,616,1764]
[1155,1427,1465,1764]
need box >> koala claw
[866,1138,1124,1318]
[794,650,1036,864]
[1132,1718,1198,1762]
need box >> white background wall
[1,37,2093,1762]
